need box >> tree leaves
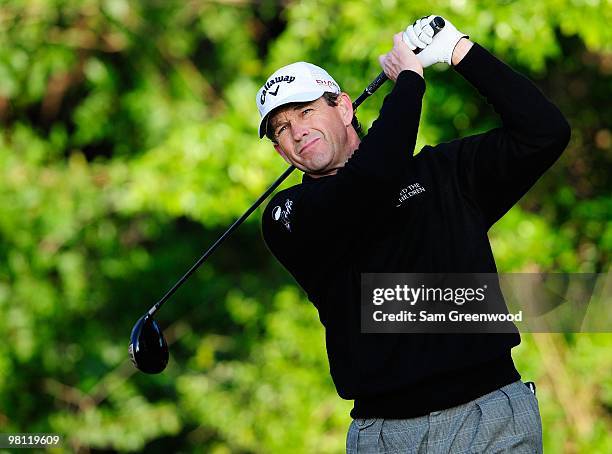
[0,0,609,451]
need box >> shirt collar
[301,172,335,184]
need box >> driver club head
[128,315,169,374]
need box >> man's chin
[303,164,339,178]
[295,154,337,176]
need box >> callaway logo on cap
[256,62,341,138]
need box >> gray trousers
[346,380,543,453]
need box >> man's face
[269,93,354,176]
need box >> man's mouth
[299,138,320,155]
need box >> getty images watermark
[361,273,611,333]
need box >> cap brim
[258,90,327,138]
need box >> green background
[0,0,610,452]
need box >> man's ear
[274,144,292,165]
[336,92,354,127]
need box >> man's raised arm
[404,15,570,227]
[447,38,570,228]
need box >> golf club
[128,17,446,374]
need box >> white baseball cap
[256,62,341,138]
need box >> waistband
[351,353,520,419]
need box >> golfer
[257,15,570,453]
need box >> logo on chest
[396,182,426,207]
[272,198,293,232]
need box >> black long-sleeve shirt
[261,43,571,418]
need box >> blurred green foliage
[0,0,610,452]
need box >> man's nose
[291,122,309,141]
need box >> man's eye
[276,125,287,135]
[302,108,313,115]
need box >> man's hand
[379,32,424,81]
[403,15,469,68]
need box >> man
[256,15,570,453]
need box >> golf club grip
[353,16,445,110]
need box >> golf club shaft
[147,164,295,317]
[145,19,448,317]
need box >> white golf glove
[403,15,469,68]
